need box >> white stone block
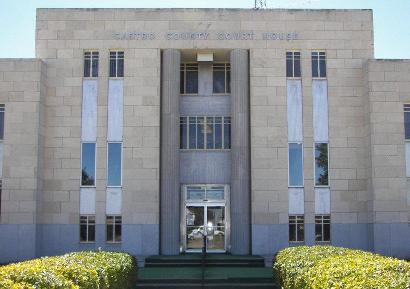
[315,187,330,214]
[312,80,329,142]
[287,80,303,142]
[106,187,122,215]
[288,187,304,214]
[80,187,96,214]
[108,79,124,142]
[81,80,98,142]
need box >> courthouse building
[0,8,409,263]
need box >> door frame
[181,184,230,253]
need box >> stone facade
[0,8,408,263]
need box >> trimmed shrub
[274,245,410,289]
[0,251,137,289]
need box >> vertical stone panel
[312,80,329,143]
[289,188,304,215]
[107,79,124,142]
[287,80,303,142]
[160,49,181,255]
[81,80,98,142]
[230,49,250,254]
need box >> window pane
[84,57,91,77]
[81,143,96,186]
[180,117,188,149]
[186,71,198,94]
[289,223,296,241]
[206,187,224,200]
[206,117,214,149]
[197,117,205,149]
[289,143,303,186]
[92,55,99,77]
[319,59,326,78]
[405,111,410,139]
[107,143,122,186]
[294,54,301,77]
[109,59,116,77]
[226,69,231,93]
[312,53,318,78]
[213,70,225,93]
[323,223,331,241]
[286,52,293,77]
[115,224,122,242]
[187,188,205,200]
[315,143,329,186]
[189,117,197,149]
[315,223,322,241]
[80,224,88,241]
[224,117,231,149]
[117,58,124,77]
[88,225,95,242]
[297,223,304,242]
[214,117,223,149]
[180,69,185,94]
[0,107,4,140]
[107,223,114,242]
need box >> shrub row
[0,251,137,289]
[274,245,410,289]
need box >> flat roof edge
[36,8,373,12]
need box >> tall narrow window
[0,104,5,140]
[84,51,99,78]
[288,143,303,187]
[404,105,410,140]
[107,142,122,187]
[312,51,326,78]
[286,51,301,78]
[315,215,330,242]
[314,143,329,186]
[109,51,124,78]
[106,215,122,243]
[213,63,231,94]
[289,215,304,242]
[180,116,231,150]
[180,63,198,94]
[80,215,95,242]
[81,143,96,186]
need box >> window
[186,185,225,201]
[404,105,410,140]
[84,51,99,78]
[289,215,304,242]
[213,63,231,94]
[106,215,122,243]
[314,143,329,186]
[315,215,330,242]
[81,143,96,186]
[107,142,122,187]
[288,143,303,187]
[180,116,231,150]
[180,63,198,94]
[80,215,95,242]
[0,104,4,140]
[312,51,326,78]
[286,51,301,78]
[109,51,124,77]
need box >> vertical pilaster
[160,49,181,255]
[230,49,250,254]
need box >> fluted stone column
[160,49,181,255]
[230,49,251,254]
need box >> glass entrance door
[185,205,226,252]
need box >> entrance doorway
[182,185,230,253]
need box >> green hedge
[0,251,137,289]
[274,245,410,289]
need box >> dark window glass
[213,64,230,94]
[180,117,188,149]
[80,222,88,242]
[88,223,95,242]
[226,67,231,93]
[107,143,122,186]
[289,215,304,242]
[186,70,198,94]
[109,52,116,77]
[404,105,410,139]
[91,52,99,78]
[81,143,96,186]
[294,52,301,77]
[289,143,303,186]
[319,52,326,78]
[189,117,197,149]
[215,117,223,149]
[286,52,293,77]
[84,52,91,77]
[289,223,296,242]
[213,70,225,93]
[115,216,122,242]
[197,117,205,149]
[80,215,95,242]
[117,52,124,77]
[180,66,185,94]
[106,217,114,242]
[0,105,5,140]
[315,215,330,242]
[315,143,329,186]
[106,215,122,242]
[224,117,231,149]
[312,52,319,78]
